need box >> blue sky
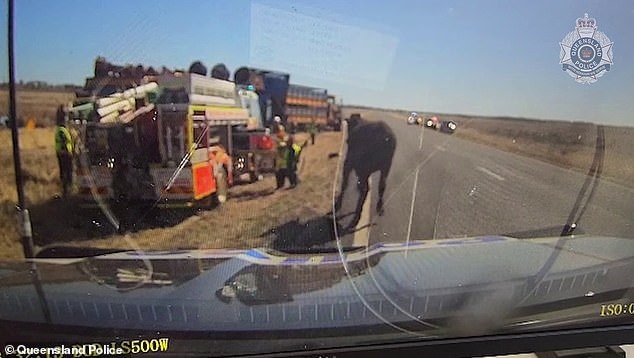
[1,0,633,125]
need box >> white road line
[353,177,372,247]
[432,205,440,240]
[403,123,424,250]
[405,167,420,257]
[492,165,524,180]
[382,145,441,209]
[436,145,447,152]
[476,166,505,181]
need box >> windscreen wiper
[35,246,127,259]
[519,125,605,303]
[503,225,586,239]
[560,125,605,236]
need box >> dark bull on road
[335,113,396,232]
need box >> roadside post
[7,0,35,258]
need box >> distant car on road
[439,120,457,134]
[407,112,422,125]
[424,116,439,129]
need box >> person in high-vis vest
[275,136,291,189]
[308,119,318,145]
[54,105,73,197]
[209,144,232,203]
[275,135,303,189]
[286,135,303,188]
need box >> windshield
[1,1,634,356]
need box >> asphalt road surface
[334,110,634,248]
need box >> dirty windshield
[1,0,634,356]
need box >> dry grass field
[0,127,59,259]
[0,89,76,126]
[54,132,341,253]
[0,129,342,259]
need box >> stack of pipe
[82,82,159,123]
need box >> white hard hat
[274,115,281,123]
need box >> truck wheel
[249,156,259,183]
[199,195,216,210]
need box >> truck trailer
[285,84,328,131]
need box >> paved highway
[335,110,634,247]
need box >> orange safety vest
[259,135,273,150]
[209,146,232,184]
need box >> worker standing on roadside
[308,119,318,145]
[210,144,232,203]
[286,135,304,188]
[275,135,290,190]
[275,131,308,189]
[260,128,274,150]
[273,115,285,137]
[54,105,74,197]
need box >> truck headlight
[235,157,246,170]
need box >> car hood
[1,235,634,336]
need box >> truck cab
[231,87,276,183]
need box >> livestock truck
[285,84,328,132]
[285,85,342,132]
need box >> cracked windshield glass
[1,0,634,356]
